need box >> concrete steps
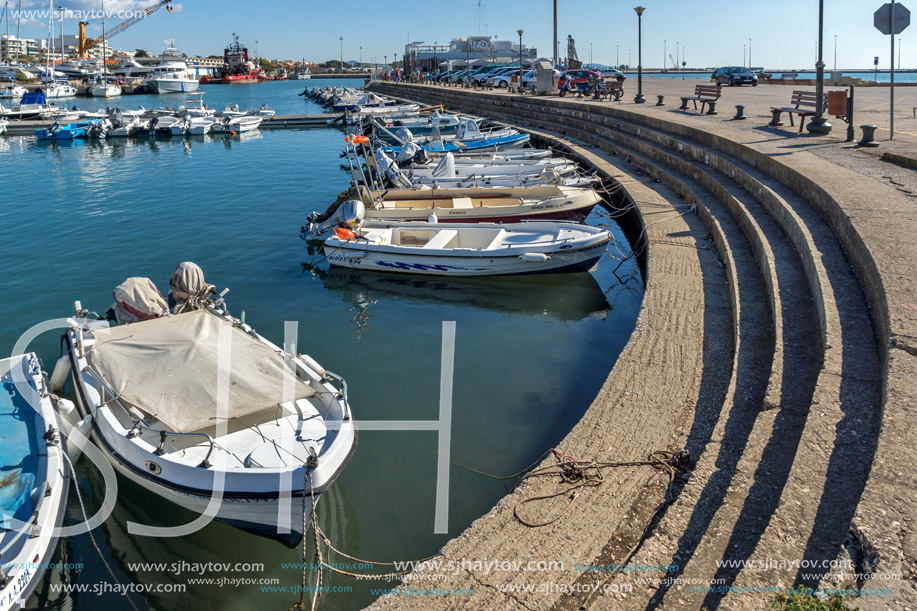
[364,84,885,610]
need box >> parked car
[471,65,515,85]
[448,70,469,83]
[557,69,605,90]
[713,66,758,86]
[596,68,626,82]
[489,69,523,88]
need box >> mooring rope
[62,448,142,611]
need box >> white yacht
[149,47,200,94]
[0,84,26,99]
[90,80,122,98]
[41,82,78,99]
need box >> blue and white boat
[378,118,530,154]
[35,119,104,140]
[380,132,530,154]
[322,210,612,277]
[0,353,81,611]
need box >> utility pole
[339,36,343,74]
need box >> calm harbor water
[1,79,643,610]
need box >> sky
[2,0,914,70]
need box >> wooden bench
[768,90,828,132]
[679,84,722,114]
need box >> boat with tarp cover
[64,263,357,546]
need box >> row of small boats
[1,98,615,611]
[301,99,614,278]
[36,112,263,140]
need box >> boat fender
[428,212,438,223]
[50,355,71,392]
[519,253,550,263]
[300,354,326,378]
[343,251,367,259]
[333,227,355,240]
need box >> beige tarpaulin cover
[88,311,315,433]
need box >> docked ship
[216,33,261,84]
[149,46,200,94]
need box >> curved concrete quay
[362,80,917,610]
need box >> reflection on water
[2,111,644,611]
[305,265,611,338]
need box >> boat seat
[484,229,508,250]
[452,197,474,209]
[423,229,458,249]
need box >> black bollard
[858,125,879,147]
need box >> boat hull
[151,79,200,94]
[325,235,609,277]
[0,355,71,611]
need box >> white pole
[890,0,895,140]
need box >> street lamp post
[633,6,645,103]
[339,36,343,74]
[664,39,666,71]
[553,0,558,66]
[834,34,837,71]
[359,46,362,70]
[748,38,752,68]
[807,0,831,134]
[517,29,524,91]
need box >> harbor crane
[77,0,174,59]
[668,53,678,71]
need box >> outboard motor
[431,152,456,178]
[168,262,216,314]
[302,199,366,239]
[394,127,414,143]
[396,140,422,165]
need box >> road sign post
[875,1,910,140]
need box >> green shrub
[771,587,859,611]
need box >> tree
[258,57,273,72]
[135,49,150,57]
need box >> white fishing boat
[0,353,82,611]
[64,265,357,546]
[106,115,141,138]
[0,84,26,99]
[171,115,218,136]
[357,149,590,189]
[136,114,183,136]
[319,201,611,277]
[178,92,214,117]
[306,183,602,228]
[212,114,262,134]
[149,46,200,94]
